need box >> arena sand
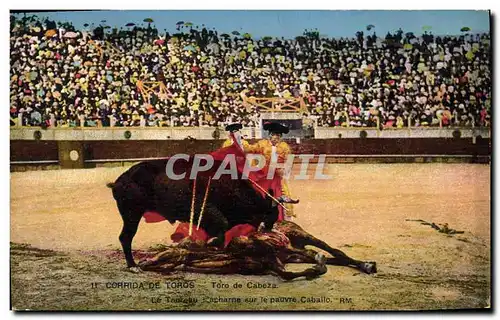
[10,164,490,310]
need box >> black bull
[108,158,279,269]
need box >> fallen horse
[138,221,377,280]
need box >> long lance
[188,178,197,236]
[196,176,212,230]
[247,177,288,212]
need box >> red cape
[171,222,209,243]
[170,222,256,248]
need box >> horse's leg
[268,256,327,281]
[281,247,324,264]
[286,247,375,273]
[276,221,377,274]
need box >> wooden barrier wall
[10,138,491,164]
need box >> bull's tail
[106,182,116,189]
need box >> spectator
[9,14,491,128]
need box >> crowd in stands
[10,14,491,129]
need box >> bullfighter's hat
[263,122,289,135]
[225,123,243,132]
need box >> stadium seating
[9,16,491,128]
